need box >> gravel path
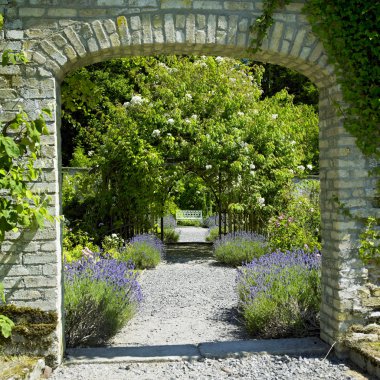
[51,242,369,380]
[111,244,246,346]
[176,227,209,243]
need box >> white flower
[130,95,144,106]
[229,78,236,83]
[307,164,313,170]
[167,118,175,124]
[271,114,278,119]
[252,109,259,115]
[290,140,296,145]
[88,150,94,157]
[297,165,305,171]
[185,93,192,100]
[289,169,294,174]
[250,163,256,170]
[152,129,161,137]
[111,233,118,238]
[205,164,212,170]
[237,111,245,117]
[184,118,191,123]
[167,133,172,136]
[191,114,198,120]
[257,197,265,207]
[215,56,224,63]
[250,170,256,176]
[248,75,253,81]
[123,101,130,107]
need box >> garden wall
[0,0,378,364]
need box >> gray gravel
[110,244,245,346]
[51,241,368,380]
[176,227,209,243]
[51,355,362,380]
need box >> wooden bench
[176,210,203,222]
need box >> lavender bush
[64,254,142,347]
[122,233,165,269]
[237,250,321,338]
[213,231,268,266]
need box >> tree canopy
[61,56,319,239]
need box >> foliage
[0,109,54,242]
[206,226,221,242]
[163,227,179,243]
[61,56,319,239]
[303,1,380,162]
[213,231,268,266]
[176,220,202,227]
[0,284,14,339]
[268,180,321,252]
[257,62,319,108]
[101,233,124,254]
[237,250,321,338]
[62,225,99,262]
[121,234,164,269]
[249,0,291,53]
[358,217,380,265]
[64,254,142,347]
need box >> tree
[61,56,319,238]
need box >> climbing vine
[250,0,291,53]
[0,17,54,243]
[249,0,379,264]
[250,1,379,164]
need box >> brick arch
[33,13,333,88]
[0,2,377,366]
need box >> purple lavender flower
[64,253,143,304]
[236,249,321,338]
[129,233,165,257]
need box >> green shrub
[268,180,321,252]
[164,228,180,243]
[176,220,202,227]
[0,283,14,339]
[120,234,165,269]
[206,227,220,242]
[213,232,268,266]
[237,250,321,338]
[64,255,142,347]
[101,233,124,255]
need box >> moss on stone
[0,355,40,380]
[0,305,57,357]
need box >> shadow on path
[165,243,213,264]
[66,337,330,364]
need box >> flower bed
[213,231,268,266]
[237,250,321,338]
[64,254,142,347]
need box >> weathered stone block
[162,0,192,8]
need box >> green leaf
[0,315,15,338]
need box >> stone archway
[0,1,377,364]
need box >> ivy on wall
[250,0,379,265]
[250,1,380,164]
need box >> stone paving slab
[198,337,330,359]
[65,337,330,365]
[66,344,201,364]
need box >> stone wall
[0,0,378,364]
